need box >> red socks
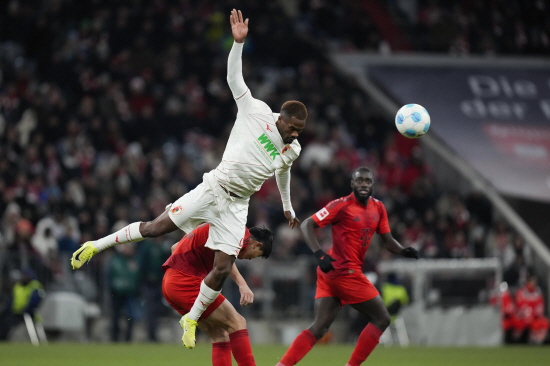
[230,329,256,366]
[278,330,318,366]
[212,341,231,366]
[277,325,382,366]
[346,324,383,366]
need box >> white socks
[92,222,144,251]
[187,281,221,321]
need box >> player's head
[238,226,273,260]
[351,166,374,203]
[277,101,307,145]
[525,272,538,291]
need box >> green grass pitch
[0,343,548,366]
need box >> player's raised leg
[276,297,341,366]
[345,296,390,366]
[71,210,178,269]
[71,182,214,270]
[183,251,236,348]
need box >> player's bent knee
[210,328,230,343]
[140,214,178,238]
[309,326,329,340]
[235,314,247,330]
[374,315,391,331]
[226,312,247,332]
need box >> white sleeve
[227,41,248,99]
[275,164,293,212]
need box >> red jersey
[162,223,250,278]
[312,193,390,277]
[515,285,545,320]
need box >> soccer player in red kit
[163,222,273,366]
[275,166,418,366]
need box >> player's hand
[230,9,249,43]
[239,285,254,307]
[284,210,300,229]
[314,250,336,273]
[401,247,419,259]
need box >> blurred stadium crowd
[0,0,546,341]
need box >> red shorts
[162,267,226,320]
[315,268,379,306]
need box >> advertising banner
[363,62,550,202]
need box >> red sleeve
[311,198,346,228]
[377,202,391,234]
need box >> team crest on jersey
[315,208,329,221]
[171,205,183,215]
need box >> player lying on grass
[276,166,418,366]
[71,8,306,349]
[164,222,273,366]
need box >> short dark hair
[249,226,273,259]
[351,166,373,179]
[281,100,308,120]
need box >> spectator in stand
[138,237,171,342]
[490,281,516,344]
[513,273,549,344]
[486,220,515,267]
[503,253,528,289]
[106,243,142,342]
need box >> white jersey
[210,41,301,203]
[212,96,301,198]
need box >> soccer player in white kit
[71,9,307,349]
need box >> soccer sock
[212,341,232,366]
[346,324,383,366]
[188,281,221,321]
[278,329,317,366]
[93,222,144,251]
[229,329,256,366]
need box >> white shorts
[167,179,249,256]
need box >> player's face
[237,240,264,260]
[277,116,305,145]
[351,171,374,202]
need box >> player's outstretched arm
[227,9,249,100]
[380,232,418,259]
